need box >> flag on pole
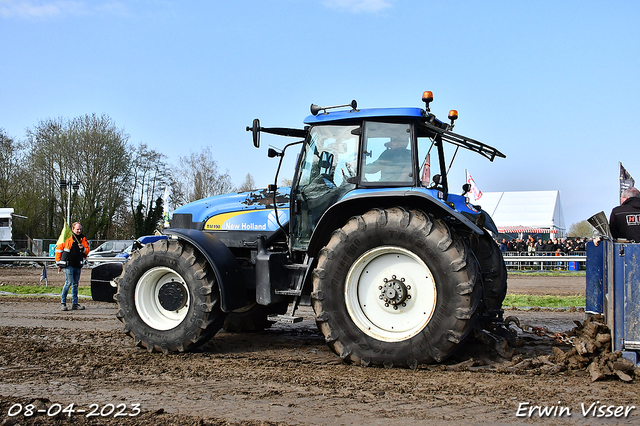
[421,153,431,186]
[162,186,171,228]
[620,162,635,198]
[55,221,73,268]
[465,170,483,202]
[57,220,72,245]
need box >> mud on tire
[311,207,481,368]
[114,239,225,353]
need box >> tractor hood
[172,187,291,232]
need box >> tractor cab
[247,92,506,254]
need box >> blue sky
[1,0,639,229]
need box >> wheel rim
[344,246,437,341]
[135,266,190,331]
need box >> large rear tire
[114,239,225,353]
[312,207,481,368]
[471,232,508,313]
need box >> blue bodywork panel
[586,240,640,365]
[173,184,482,235]
[304,107,426,125]
[173,187,290,232]
[586,241,606,314]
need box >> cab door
[290,124,359,251]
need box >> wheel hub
[378,276,411,310]
[158,280,187,312]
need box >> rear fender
[307,190,484,256]
[164,228,247,312]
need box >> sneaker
[61,304,68,311]
[71,304,85,310]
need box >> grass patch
[0,287,586,308]
[508,271,586,277]
[0,285,92,297]
[503,294,585,308]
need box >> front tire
[115,239,224,353]
[312,207,481,368]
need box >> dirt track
[1,267,639,425]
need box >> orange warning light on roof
[422,91,433,103]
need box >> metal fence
[502,251,586,271]
[8,239,109,256]
[1,253,587,271]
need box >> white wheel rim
[345,246,437,341]
[135,266,190,331]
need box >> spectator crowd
[496,236,590,255]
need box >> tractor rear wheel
[312,207,481,368]
[115,239,224,353]
[471,232,508,313]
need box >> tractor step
[268,314,303,323]
[274,289,302,296]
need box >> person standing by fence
[55,222,90,311]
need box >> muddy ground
[0,267,638,425]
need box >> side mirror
[433,174,441,185]
[462,183,471,195]
[268,148,282,158]
[246,119,261,148]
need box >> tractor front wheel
[115,239,224,353]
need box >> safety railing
[0,256,127,265]
[502,254,586,271]
[1,254,588,271]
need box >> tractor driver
[365,135,412,182]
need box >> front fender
[164,228,247,312]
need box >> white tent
[476,191,566,237]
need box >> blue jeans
[61,266,82,306]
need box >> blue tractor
[111,92,510,367]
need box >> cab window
[361,122,413,184]
[417,135,442,188]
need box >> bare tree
[238,173,256,192]
[25,114,131,239]
[172,147,235,206]
[126,143,170,237]
[279,178,293,187]
[24,117,69,237]
[568,220,596,238]
[69,114,131,238]
[0,128,26,208]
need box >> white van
[89,240,134,257]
